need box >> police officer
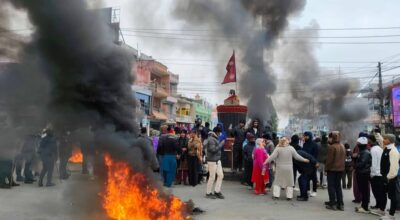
[38,128,58,187]
[15,134,39,183]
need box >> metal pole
[378,62,384,124]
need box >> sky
[9,0,400,128]
[100,0,400,128]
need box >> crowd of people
[232,124,400,220]
[0,125,96,188]
[2,118,400,220]
[155,119,400,220]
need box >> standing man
[233,120,246,173]
[38,127,58,187]
[303,131,319,197]
[15,134,39,183]
[176,130,189,185]
[157,125,181,187]
[325,131,346,211]
[264,133,276,188]
[243,133,256,189]
[204,127,225,199]
[369,134,385,216]
[201,122,210,142]
[354,137,372,214]
[246,119,262,138]
[317,132,329,189]
[138,127,159,171]
[380,134,400,220]
[58,130,72,180]
[295,150,318,201]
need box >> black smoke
[275,22,369,143]
[173,0,306,124]
[0,0,160,217]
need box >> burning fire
[102,154,187,220]
[69,147,83,163]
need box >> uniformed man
[38,128,58,187]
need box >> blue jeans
[161,155,177,187]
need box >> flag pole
[234,49,238,95]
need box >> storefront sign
[392,86,400,127]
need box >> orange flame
[69,147,83,163]
[102,154,186,220]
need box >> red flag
[222,51,236,84]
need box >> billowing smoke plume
[173,0,306,124]
[0,1,26,60]
[275,22,369,143]
[0,0,160,217]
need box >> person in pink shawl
[252,138,270,195]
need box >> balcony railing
[176,115,193,124]
[151,83,169,98]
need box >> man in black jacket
[380,134,400,219]
[303,131,319,197]
[233,120,246,172]
[38,128,58,187]
[246,119,262,138]
[294,150,318,201]
[354,137,372,214]
[243,133,256,188]
[157,125,181,187]
[291,134,301,185]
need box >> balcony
[152,83,169,98]
[151,107,168,121]
[176,115,193,124]
[151,61,169,77]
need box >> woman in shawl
[252,138,269,195]
[265,137,309,200]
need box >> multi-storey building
[134,57,178,129]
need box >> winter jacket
[38,134,57,158]
[345,148,353,168]
[204,132,224,162]
[217,122,227,142]
[381,144,400,181]
[302,132,319,159]
[265,140,275,155]
[291,142,301,151]
[177,137,189,160]
[157,134,181,156]
[243,142,256,162]
[294,150,317,175]
[370,144,383,177]
[138,134,153,150]
[188,137,202,161]
[355,147,372,174]
[201,126,210,141]
[317,143,328,164]
[233,126,246,147]
[246,127,262,138]
[325,132,345,172]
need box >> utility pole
[378,62,384,126]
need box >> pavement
[172,181,387,220]
[0,172,399,220]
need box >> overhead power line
[122,26,400,32]
[122,33,400,44]
[122,29,400,39]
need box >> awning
[152,111,168,121]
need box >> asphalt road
[0,172,398,220]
